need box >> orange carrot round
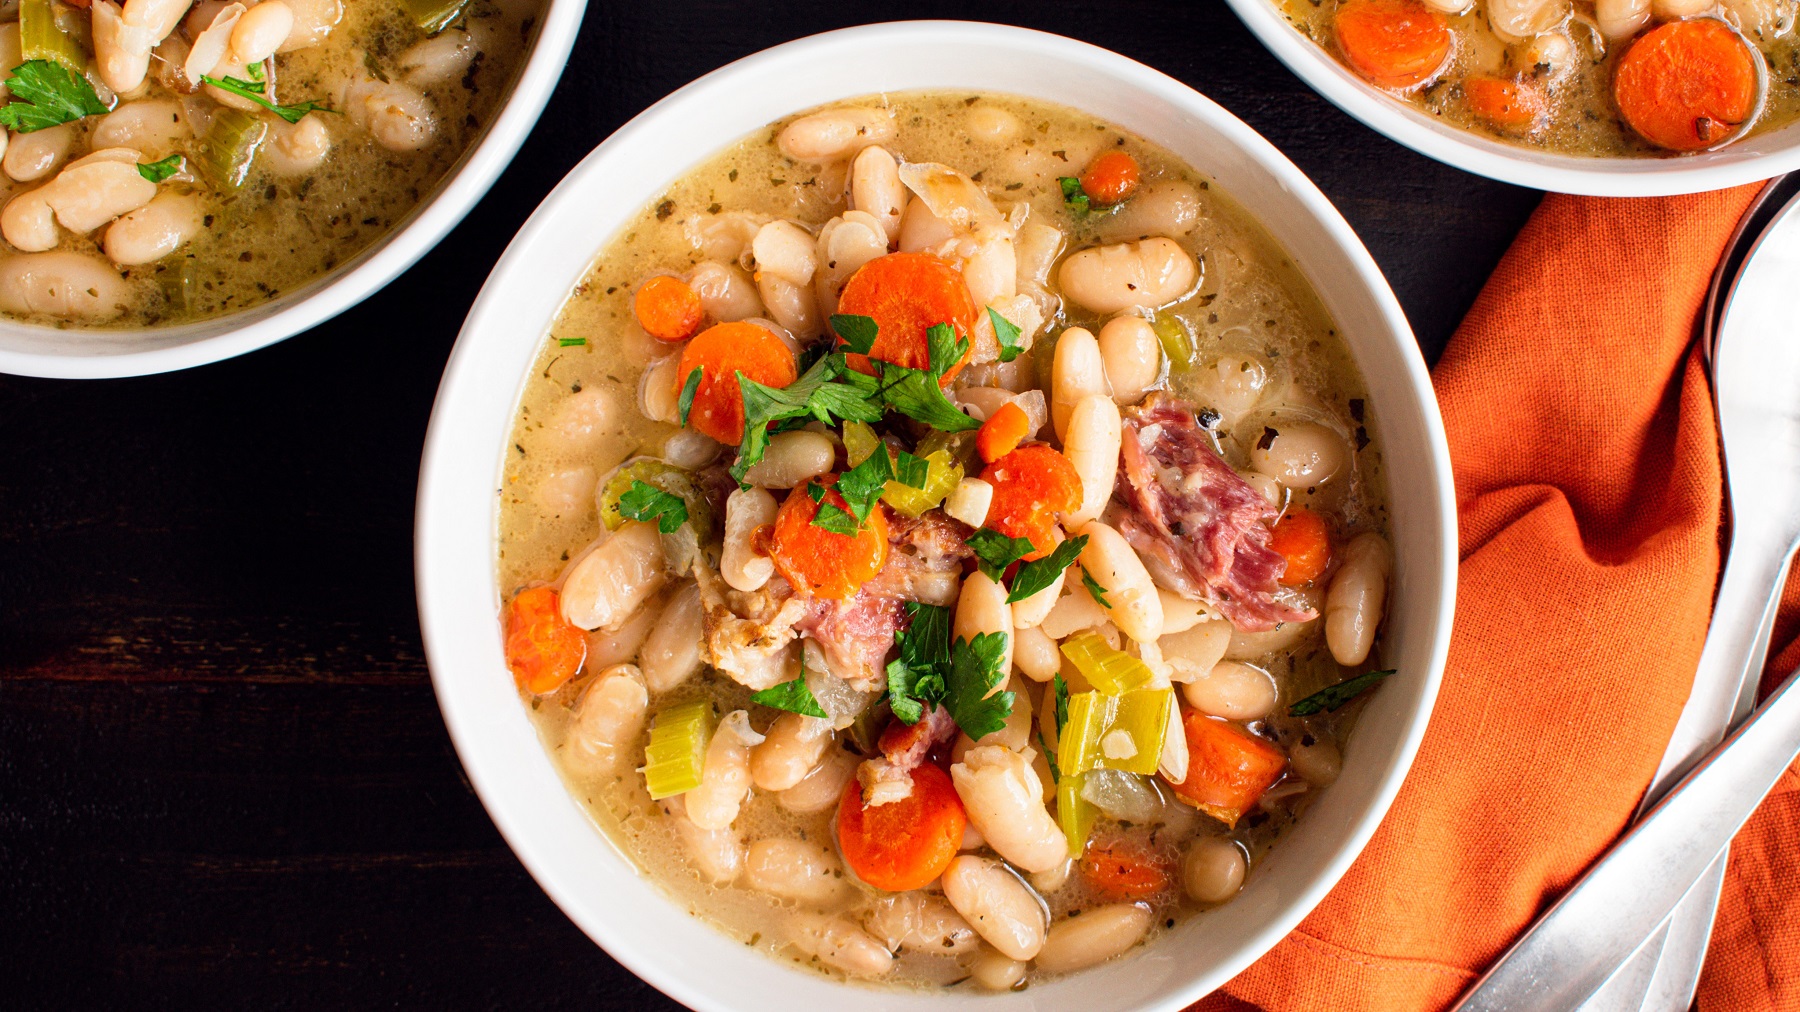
[1613,19,1760,152]
[1079,150,1141,205]
[978,444,1082,559]
[768,477,890,599]
[1464,76,1549,136]
[834,252,980,385]
[837,762,966,892]
[1269,509,1332,586]
[634,275,705,343]
[1334,0,1452,91]
[504,585,587,695]
[1169,710,1289,828]
[676,321,797,445]
[977,401,1031,463]
[1080,836,1175,902]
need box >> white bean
[950,745,1064,873]
[722,486,777,592]
[968,946,1027,991]
[91,98,191,159]
[941,855,1048,961]
[1182,661,1277,720]
[1063,395,1122,527]
[865,893,978,955]
[183,1,242,84]
[789,914,893,977]
[1010,565,1064,631]
[751,220,817,286]
[398,28,477,87]
[559,522,668,631]
[1488,0,1571,40]
[1097,315,1162,405]
[1038,582,1109,640]
[1028,857,1073,894]
[1325,533,1391,666]
[1240,471,1284,508]
[898,197,955,252]
[1291,738,1343,786]
[637,354,681,423]
[660,429,722,470]
[661,795,744,884]
[750,712,835,792]
[1057,238,1198,315]
[264,113,332,176]
[638,581,705,692]
[745,837,848,904]
[566,664,647,773]
[955,570,1014,677]
[92,0,192,95]
[228,0,293,64]
[102,192,203,266]
[1249,422,1349,488]
[3,123,73,183]
[688,260,763,322]
[1596,0,1652,37]
[849,145,907,243]
[548,387,616,454]
[944,477,993,528]
[1157,590,1216,636]
[0,251,130,321]
[685,710,762,831]
[1075,521,1163,644]
[1096,180,1203,242]
[755,272,819,340]
[953,675,1035,761]
[279,0,340,50]
[779,745,857,813]
[1051,327,1107,441]
[776,106,894,162]
[743,430,833,489]
[1159,619,1232,682]
[812,210,886,317]
[1034,904,1154,975]
[964,104,1021,143]
[1015,219,1065,291]
[1420,0,1475,10]
[534,465,595,516]
[1012,625,1060,682]
[47,154,160,234]
[347,80,437,152]
[1654,0,1715,13]
[963,234,1017,307]
[585,590,662,668]
[1182,837,1247,904]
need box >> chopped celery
[20,0,85,75]
[641,699,715,800]
[916,428,979,475]
[842,421,880,468]
[1060,632,1157,696]
[404,0,472,33]
[881,448,960,517]
[598,458,714,536]
[1057,688,1173,778]
[1057,772,1097,858]
[1153,315,1195,373]
[195,107,268,192]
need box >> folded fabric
[1191,185,1800,1011]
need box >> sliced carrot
[1269,509,1332,586]
[1613,19,1759,152]
[1464,76,1549,136]
[676,321,797,444]
[1080,835,1175,902]
[834,252,980,385]
[977,401,1031,463]
[838,762,967,892]
[504,585,587,695]
[1334,0,1452,91]
[1079,150,1141,205]
[1169,710,1289,828]
[978,444,1082,559]
[633,275,705,343]
[768,476,891,599]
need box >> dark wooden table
[1,2,1540,1007]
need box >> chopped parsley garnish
[1006,535,1088,604]
[987,307,1024,363]
[1038,729,1061,783]
[749,671,829,719]
[199,68,333,124]
[829,313,880,355]
[1052,673,1070,733]
[0,60,106,133]
[808,496,860,536]
[616,479,688,534]
[1059,176,1091,216]
[892,450,929,489]
[945,632,1014,740]
[835,447,895,525]
[967,529,1036,582]
[676,367,701,427]
[885,602,1013,739]
[136,154,184,184]
[557,337,586,347]
[1080,566,1112,609]
[732,354,883,485]
[887,602,951,726]
[1288,669,1396,717]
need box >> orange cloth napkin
[1190,185,1800,1012]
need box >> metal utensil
[1452,181,1800,1012]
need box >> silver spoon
[1451,179,1800,1011]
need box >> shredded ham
[857,705,958,806]
[1115,394,1316,632]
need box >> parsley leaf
[876,367,980,432]
[886,602,953,725]
[1288,670,1396,717]
[1037,728,1061,783]
[830,313,880,355]
[1080,566,1112,609]
[675,367,701,426]
[1006,535,1088,604]
[750,674,829,718]
[892,450,928,489]
[1052,673,1070,733]
[987,307,1024,363]
[1059,176,1091,216]
[616,480,689,534]
[0,60,106,133]
[924,323,966,376]
[836,445,893,524]
[967,529,1036,582]
[136,154,184,183]
[730,355,881,485]
[809,497,860,536]
[200,72,333,124]
[945,632,1014,740]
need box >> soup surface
[1278,0,1800,156]
[0,0,538,328]
[496,91,1396,990]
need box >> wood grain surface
[0,2,1540,1007]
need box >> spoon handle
[1451,655,1800,1012]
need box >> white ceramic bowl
[0,0,588,380]
[416,21,1457,1011]
[1224,0,1800,196]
